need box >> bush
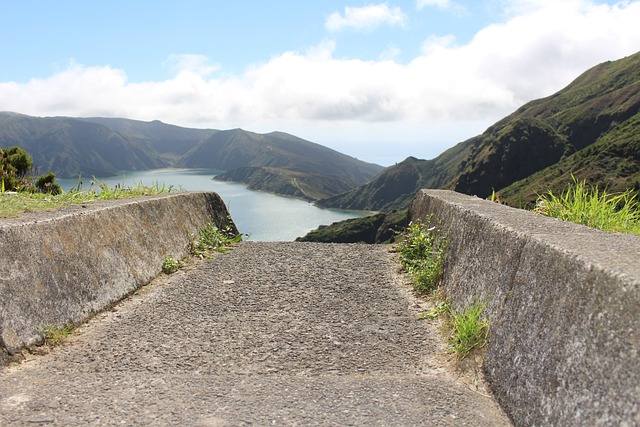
[35,172,62,195]
[1,146,32,191]
[397,216,448,294]
[1,146,61,194]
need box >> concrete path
[0,242,510,426]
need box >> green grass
[398,216,490,360]
[162,220,243,273]
[535,177,640,235]
[397,216,448,294]
[39,324,74,346]
[189,220,243,258]
[0,180,176,218]
[162,255,187,274]
[448,299,490,359]
[420,297,490,360]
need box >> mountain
[177,129,385,200]
[79,117,217,163]
[0,112,164,178]
[319,51,640,211]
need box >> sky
[1,0,640,166]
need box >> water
[57,169,368,241]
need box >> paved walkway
[0,242,510,426]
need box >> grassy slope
[499,111,640,207]
[317,137,476,211]
[0,113,165,178]
[80,117,217,161]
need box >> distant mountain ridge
[0,113,165,178]
[0,113,383,200]
[319,51,640,211]
[178,129,383,200]
[79,117,217,162]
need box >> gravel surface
[0,242,511,426]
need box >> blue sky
[1,0,640,165]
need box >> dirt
[0,242,511,426]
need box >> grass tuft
[189,221,243,258]
[162,255,187,274]
[535,176,640,235]
[419,297,490,360]
[397,216,448,294]
[39,324,74,346]
[447,299,490,359]
[163,220,243,273]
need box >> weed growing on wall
[397,216,448,294]
[189,221,243,258]
[162,222,242,274]
[398,216,489,360]
[447,299,490,359]
[487,189,503,204]
[535,177,640,235]
[162,255,187,274]
[419,297,490,360]
[39,324,74,346]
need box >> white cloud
[416,0,452,9]
[163,54,220,77]
[325,3,408,32]
[379,44,403,61]
[1,0,640,164]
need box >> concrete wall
[0,192,235,365]
[409,189,640,427]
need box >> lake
[57,169,368,241]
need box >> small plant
[535,176,640,235]
[418,295,490,360]
[488,188,503,204]
[189,221,242,258]
[447,299,490,359]
[39,324,74,346]
[162,255,186,274]
[419,299,451,321]
[162,221,241,272]
[397,216,448,294]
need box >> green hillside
[80,117,217,162]
[455,50,640,205]
[296,209,408,244]
[215,166,359,201]
[318,51,640,211]
[0,113,164,178]
[499,112,640,206]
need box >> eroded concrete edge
[0,191,235,365]
[409,189,640,427]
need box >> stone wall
[0,192,235,365]
[409,189,639,426]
